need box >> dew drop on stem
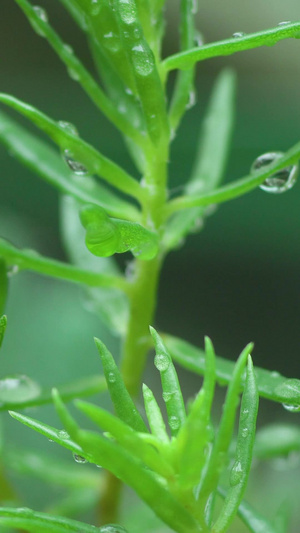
[278,21,292,26]
[7,265,19,278]
[90,0,101,16]
[58,121,79,137]
[251,152,299,193]
[58,430,69,439]
[232,32,246,38]
[169,415,180,431]
[230,460,243,486]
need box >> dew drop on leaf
[58,121,79,137]
[0,374,40,403]
[131,44,154,77]
[58,430,70,439]
[241,427,249,438]
[282,403,300,413]
[99,525,128,533]
[230,460,243,486]
[63,149,88,175]
[154,353,170,372]
[278,21,291,26]
[32,6,48,37]
[73,454,87,464]
[232,32,246,38]
[7,265,19,278]
[169,415,180,431]
[162,391,172,402]
[90,0,101,16]
[108,372,116,383]
[251,152,298,194]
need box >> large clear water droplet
[282,403,300,413]
[64,149,88,175]
[73,453,87,464]
[230,460,243,486]
[154,353,170,372]
[32,6,48,37]
[90,0,101,16]
[232,32,246,38]
[58,121,78,137]
[169,415,180,431]
[0,374,41,404]
[103,32,121,53]
[118,0,136,24]
[251,152,298,193]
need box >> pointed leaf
[9,411,86,458]
[200,344,253,499]
[212,356,259,533]
[0,94,143,201]
[176,336,216,488]
[150,327,186,437]
[142,384,169,443]
[95,338,148,433]
[0,110,137,220]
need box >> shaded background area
[1,1,300,532]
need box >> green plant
[1,1,300,532]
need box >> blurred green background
[1,1,300,531]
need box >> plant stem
[99,140,169,524]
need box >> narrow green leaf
[213,355,259,532]
[80,203,159,260]
[113,0,169,144]
[94,338,148,433]
[142,384,169,443]
[176,336,216,488]
[67,428,202,533]
[218,487,278,533]
[150,327,186,437]
[52,388,81,438]
[0,238,128,293]
[0,315,7,350]
[9,411,86,457]
[0,94,144,201]
[0,374,106,412]
[200,343,253,499]
[15,0,145,147]
[75,399,174,478]
[169,0,197,131]
[163,22,300,71]
[165,140,300,216]
[0,109,139,220]
[60,196,129,335]
[164,333,300,407]
[0,261,8,317]
[0,507,102,533]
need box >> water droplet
[58,121,78,136]
[7,265,19,278]
[0,374,40,404]
[118,0,136,25]
[131,44,154,76]
[278,21,291,26]
[232,32,246,38]
[230,460,243,486]
[67,67,80,81]
[16,507,33,518]
[270,371,280,378]
[162,391,172,402]
[32,6,48,37]
[241,408,249,422]
[73,454,87,464]
[282,403,300,413]
[63,44,73,56]
[194,31,204,47]
[63,149,88,175]
[241,428,249,438]
[103,32,121,53]
[191,0,198,14]
[133,27,142,40]
[169,415,180,431]
[58,430,69,439]
[154,353,170,372]
[107,372,116,383]
[90,0,101,16]
[96,464,102,468]
[251,152,298,194]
